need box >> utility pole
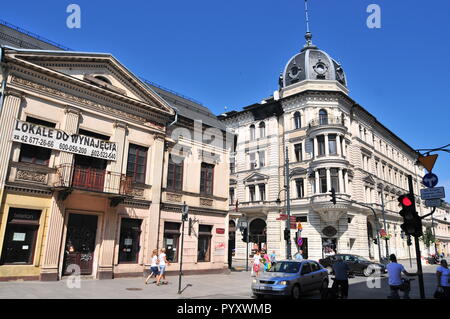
[408,175,425,299]
[177,203,188,294]
[284,146,292,260]
[246,215,249,272]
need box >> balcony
[307,116,347,134]
[53,164,134,196]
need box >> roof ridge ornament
[302,0,318,51]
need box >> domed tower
[279,31,348,97]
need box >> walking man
[331,255,350,299]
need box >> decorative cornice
[64,105,82,116]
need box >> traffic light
[242,228,248,242]
[398,194,423,237]
[284,229,290,241]
[182,203,189,221]
[329,188,336,205]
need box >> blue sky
[2,0,449,200]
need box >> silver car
[251,260,329,299]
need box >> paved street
[0,260,442,299]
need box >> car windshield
[268,261,300,273]
[357,256,369,262]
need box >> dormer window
[94,75,112,85]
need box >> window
[230,158,235,174]
[167,155,183,191]
[259,184,266,201]
[163,222,180,263]
[118,218,142,263]
[229,188,235,205]
[249,153,257,169]
[319,169,327,193]
[259,122,266,138]
[301,262,312,275]
[318,136,325,156]
[330,168,339,192]
[19,117,56,166]
[258,151,265,167]
[328,134,337,155]
[295,178,304,198]
[200,163,214,195]
[197,225,212,262]
[319,109,328,125]
[0,208,41,265]
[294,143,302,161]
[249,185,256,202]
[294,112,301,129]
[249,125,256,141]
[296,216,307,223]
[127,144,148,184]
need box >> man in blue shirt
[331,255,351,299]
[386,254,418,299]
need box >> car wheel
[291,284,301,299]
[363,266,374,277]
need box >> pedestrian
[294,250,303,261]
[436,259,450,299]
[252,250,262,277]
[263,251,270,268]
[145,249,160,284]
[156,247,170,286]
[331,255,350,299]
[270,250,277,267]
[386,254,418,299]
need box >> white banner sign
[12,120,117,161]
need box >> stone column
[313,137,318,159]
[40,198,66,281]
[315,170,319,194]
[336,135,342,157]
[143,135,165,268]
[324,134,329,156]
[344,170,349,194]
[342,139,347,158]
[326,168,331,193]
[57,107,81,166]
[98,208,117,279]
[0,91,23,189]
[338,169,343,193]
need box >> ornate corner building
[220,32,432,262]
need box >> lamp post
[178,202,188,294]
[379,186,389,258]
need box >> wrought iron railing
[54,164,133,195]
[308,116,345,128]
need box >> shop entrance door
[63,214,98,276]
[322,238,337,259]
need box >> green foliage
[420,227,436,248]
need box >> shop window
[118,218,142,263]
[127,144,148,184]
[167,155,184,191]
[200,163,214,195]
[164,222,180,263]
[0,208,41,265]
[197,225,212,262]
[296,216,307,223]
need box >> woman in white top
[252,251,262,277]
[145,249,159,284]
[157,248,170,286]
[436,259,450,298]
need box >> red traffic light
[402,197,412,207]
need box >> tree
[420,227,436,254]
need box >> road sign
[420,187,445,200]
[276,214,288,221]
[417,154,438,172]
[422,173,438,188]
[425,199,442,208]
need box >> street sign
[425,199,442,208]
[417,154,438,172]
[420,187,445,200]
[422,173,438,188]
[276,214,287,221]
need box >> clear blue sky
[2,0,449,200]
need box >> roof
[143,80,226,131]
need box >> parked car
[319,254,386,277]
[251,260,328,299]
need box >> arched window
[249,124,256,140]
[258,122,266,138]
[294,111,301,129]
[319,109,328,125]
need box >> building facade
[220,32,432,263]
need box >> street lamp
[237,216,249,272]
[276,188,292,260]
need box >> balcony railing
[308,116,345,128]
[54,164,132,195]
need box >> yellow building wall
[0,192,51,279]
